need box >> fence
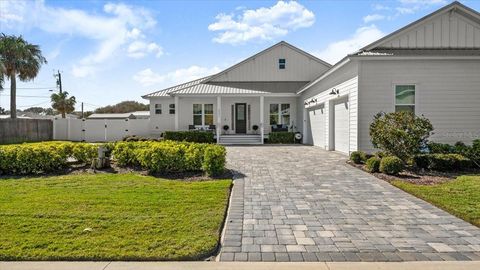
[53,118,151,142]
[0,118,53,144]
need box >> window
[270,103,290,125]
[169,104,175,114]
[193,104,214,126]
[395,85,415,113]
[155,104,162,114]
[279,58,286,69]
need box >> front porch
[218,134,263,145]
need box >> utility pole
[81,102,84,119]
[55,70,63,93]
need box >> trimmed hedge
[268,132,294,144]
[0,142,98,175]
[414,153,472,171]
[350,151,367,164]
[379,156,404,175]
[163,131,215,143]
[112,141,226,176]
[365,157,381,173]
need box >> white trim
[260,96,264,144]
[297,58,351,94]
[173,93,298,98]
[174,96,179,131]
[393,83,418,113]
[352,56,480,61]
[217,96,221,143]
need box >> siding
[377,11,480,49]
[358,59,480,153]
[211,43,330,82]
[149,97,175,134]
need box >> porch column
[174,95,179,131]
[303,107,307,144]
[260,95,264,144]
[216,96,221,143]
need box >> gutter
[296,57,351,95]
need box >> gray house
[143,1,480,153]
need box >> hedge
[365,157,381,173]
[350,151,367,164]
[379,156,404,175]
[112,141,226,176]
[414,153,472,171]
[163,131,215,143]
[268,132,295,144]
[0,142,98,175]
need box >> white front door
[333,98,349,154]
[308,105,325,147]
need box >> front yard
[0,173,232,260]
[393,175,480,227]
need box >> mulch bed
[347,160,480,185]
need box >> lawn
[392,175,480,227]
[0,173,232,260]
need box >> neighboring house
[143,1,480,152]
[87,111,150,120]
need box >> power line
[1,87,56,90]
[17,101,51,108]
[1,95,51,98]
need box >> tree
[94,100,148,113]
[23,106,46,114]
[51,91,76,118]
[369,111,433,162]
[0,34,47,119]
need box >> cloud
[0,0,163,77]
[314,25,385,64]
[133,66,222,87]
[208,1,315,45]
[396,0,447,15]
[363,14,386,23]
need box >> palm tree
[51,91,76,118]
[0,34,47,118]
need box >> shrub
[72,143,98,164]
[202,145,226,176]
[379,156,404,175]
[350,151,367,164]
[415,153,471,171]
[413,154,430,170]
[428,142,453,154]
[369,111,433,162]
[163,131,215,143]
[365,157,381,173]
[268,132,294,144]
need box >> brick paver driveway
[218,145,480,262]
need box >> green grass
[0,173,232,260]
[392,175,480,227]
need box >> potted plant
[223,125,229,135]
[252,124,259,134]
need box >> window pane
[155,104,162,114]
[169,104,175,109]
[237,104,245,120]
[395,85,415,105]
[169,109,175,114]
[270,114,278,125]
[281,115,290,125]
[205,114,214,125]
[270,104,278,114]
[395,105,415,113]
[193,115,202,125]
[279,59,286,64]
[193,104,202,114]
[204,104,213,114]
[281,104,290,115]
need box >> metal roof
[142,76,211,98]
[173,83,269,96]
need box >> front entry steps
[219,135,262,145]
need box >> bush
[72,143,98,164]
[428,142,453,154]
[350,151,367,164]
[415,153,471,171]
[268,132,295,144]
[202,145,226,176]
[423,139,480,168]
[379,156,404,175]
[163,131,215,143]
[369,111,433,162]
[365,157,381,173]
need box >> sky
[1,0,480,112]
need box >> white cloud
[0,0,163,77]
[314,25,385,64]
[127,41,164,59]
[363,14,386,23]
[396,0,446,15]
[133,66,222,87]
[208,1,315,45]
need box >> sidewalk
[1,262,480,270]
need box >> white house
[143,1,480,153]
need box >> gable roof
[204,41,332,83]
[142,76,211,98]
[360,1,480,51]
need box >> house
[87,111,150,120]
[143,1,480,152]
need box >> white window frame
[393,83,417,113]
[193,104,214,127]
[269,103,291,125]
[155,104,162,114]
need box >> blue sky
[1,0,479,111]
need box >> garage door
[308,105,325,147]
[333,98,349,153]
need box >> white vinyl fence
[53,118,150,142]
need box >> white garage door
[308,105,325,147]
[334,98,349,153]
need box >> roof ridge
[142,75,212,98]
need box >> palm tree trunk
[10,74,16,119]
[62,110,66,118]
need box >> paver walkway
[218,145,480,262]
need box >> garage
[307,104,326,147]
[333,98,349,153]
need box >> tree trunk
[62,110,66,118]
[10,74,16,119]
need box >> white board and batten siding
[303,76,358,154]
